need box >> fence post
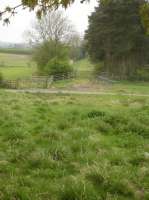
[16,79,19,89]
[45,77,48,88]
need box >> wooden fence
[3,76,53,89]
[2,73,75,89]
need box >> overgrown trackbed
[5,89,149,97]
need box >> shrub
[46,57,73,80]
[136,69,149,81]
[87,110,106,119]
[33,40,69,74]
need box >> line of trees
[85,0,149,80]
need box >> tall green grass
[0,92,149,199]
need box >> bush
[33,40,69,74]
[136,69,149,81]
[46,58,73,80]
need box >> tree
[1,0,149,31]
[24,10,75,45]
[85,0,149,79]
[46,58,73,79]
[33,40,69,74]
[0,0,86,24]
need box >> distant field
[0,91,149,199]
[73,58,94,71]
[0,53,32,67]
[0,66,36,80]
[0,48,31,55]
[0,52,36,79]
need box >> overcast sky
[0,0,97,43]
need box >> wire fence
[1,72,76,89]
[1,71,118,89]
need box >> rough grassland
[0,53,31,67]
[0,53,36,80]
[0,91,149,200]
[0,66,36,80]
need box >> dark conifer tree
[85,0,149,79]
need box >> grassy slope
[0,66,36,80]
[0,48,31,55]
[0,53,32,67]
[73,58,94,71]
[0,91,149,199]
[0,53,36,80]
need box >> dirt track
[5,89,149,97]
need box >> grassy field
[0,66,36,80]
[0,91,149,199]
[0,53,32,67]
[0,57,92,80]
[0,52,36,80]
[73,59,94,71]
[0,48,31,55]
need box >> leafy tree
[33,40,69,74]
[85,0,149,79]
[68,34,87,61]
[46,57,73,79]
[0,0,86,24]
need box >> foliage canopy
[85,0,149,79]
[33,40,69,74]
[46,57,72,78]
[0,0,84,24]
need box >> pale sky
[0,0,98,43]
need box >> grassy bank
[0,52,36,80]
[0,66,36,80]
[0,53,32,67]
[0,91,149,199]
[0,48,31,55]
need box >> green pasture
[0,53,32,67]
[0,66,36,80]
[0,52,36,80]
[0,91,149,199]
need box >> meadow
[0,90,149,199]
[0,53,31,67]
[0,52,36,80]
[0,48,31,55]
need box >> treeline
[0,48,32,55]
[85,0,149,80]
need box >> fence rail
[1,71,118,89]
[3,76,53,89]
[2,73,75,89]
